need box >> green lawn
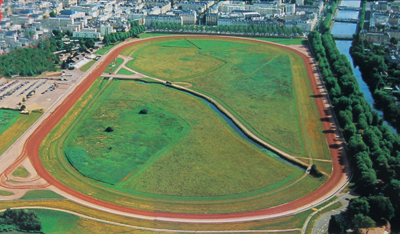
[20,190,65,200]
[104,58,124,73]
[139,33,178,39]
[63,80,300,197]
[253,37,307,45]
[94,43,119,55]
[0,190,14,196]
[0,110,41,156]
[79,60,96,72]
[0,110,19,136]
[12,167,29,178]
[116,68,134,75]
[125,37,323,156]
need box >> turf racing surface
[21,35,349,222]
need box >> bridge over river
[332,34,354,40]
[337,6,361,10]
[333,17,359,23]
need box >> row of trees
[0,42,59,77]
[309,31,400,231]
[150,22,304,36]
[102,21,145,46]
[358,0,367,32]
[350,34,400,132]
[0,209,41,232]
[320,0,337,33]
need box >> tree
[367,196,395,221]
[347,197,370,218]
[60,61,68,69]
[351,214,376,231]
[328,215,346,234]
[105,126,114,132]
[343,123,357,141]
[1,209,41,231]
[390,37,398,45]
[309,164,323,177]
[49,11,57,17]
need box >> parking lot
[0,69,83,111]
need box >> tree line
[309,31,400,232]
[320,0,337,33]
[150,22,304,36]
[102,21,145,46]
[358,0,367,32]
[350,34,400,133]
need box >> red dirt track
[24,35,349,222]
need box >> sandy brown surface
[0,35,350,223]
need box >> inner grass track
[36,35,338,216]
[123,37,331,167]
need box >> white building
[73,28,102,39]
[145,15,183,27]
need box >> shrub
[105,126,114,132]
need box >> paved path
[0,35,350,224]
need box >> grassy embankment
[94,43,119,55]
[0,199,312,232]
[124,37,331,173]
[40,77,325,213]
[79,60,96,72]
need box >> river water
[332,1,397,133]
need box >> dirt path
[0,35,350,223]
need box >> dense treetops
[0,45,59,77]
[350,34,400,132]
[0,209,41,232]
[309,31,400,230]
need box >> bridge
[337,6,361,10]
[332,34,354,40]
[333,17,359,23]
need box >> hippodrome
[0,35,350,225]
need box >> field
[38,37,331,214]
[103,58,124,73]
[0,110,40,156]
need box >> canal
[332,0,397,133]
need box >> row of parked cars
[0,81,29,100]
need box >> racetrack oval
[22,35,350,222]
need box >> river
[331,1,397,134]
